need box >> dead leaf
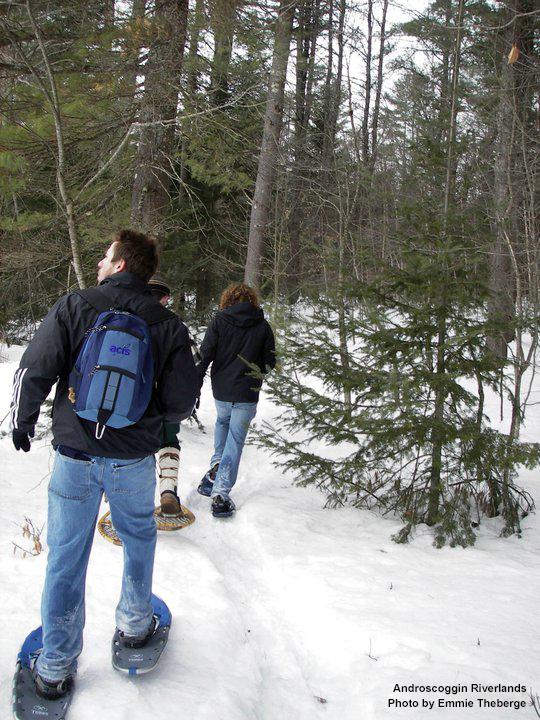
[508,45,519,64]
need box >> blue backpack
[69,289,170,439]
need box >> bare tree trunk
[427,303,447,525]
[187,0,205,86]
[126,0,147,96]
[244,0,296,287]
[102,0,115,26]
[351,0,389,273]
[24,1,86,288]
[497,0,538,532]
[442,0,465,223]
[321,0,334,167]
[287,0,320,297]
[361,0,373,166]
[209,0,239,106]
[487,0,523,358]
[369,0,388,170]
[322,0,349,406]
[178,0,205,199]
[428,0,464,524]
[435,0,452,150]
[321,0,345,169]
[130,0,189,235]
[336,162,361,409]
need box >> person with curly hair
[197,282,276,517]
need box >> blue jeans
[36,451,156,682]
[210,400,257,499]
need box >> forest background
[0,0,539,547]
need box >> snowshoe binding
[211,494,236,518]
[198,463,219,496]
[112,594,171,675]
[160,490,182,517]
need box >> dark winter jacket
[11,272,198,458]
[197,302,276,403]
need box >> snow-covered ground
[1,342,539,720]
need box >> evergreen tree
[0,2,139,328]
[256,216,539,547]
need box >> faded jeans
[210,400,257,499]
[36,451,156,682]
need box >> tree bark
[209,0,239,106]
[287,0,320,296]
[178,0,205,198]
[126,0,147,97]
[361,0,373,166]
[442,0,465,223]
[244,0,296,287]
[427,304,447,525]
[321,0,345,169]
[130,0,189,235]
[369,0,388,170]
[487,0,524,358]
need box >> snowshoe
[211,494,236,518]
[12,626,75,720]
[98,505,195,546]
[112,594,171,675]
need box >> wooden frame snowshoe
[98,505,195,546]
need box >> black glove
[12,427,34,452]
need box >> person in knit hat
[148,273,201,516]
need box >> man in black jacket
[10,230,198,700]
[197,282,275,517]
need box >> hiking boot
[198,463,219,497]
[160,490,182,516]
[211,494,236,518]
[117,616,157,649]
[34,672,74,701]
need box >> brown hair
[111,229,159,282]
[219,282,260,310]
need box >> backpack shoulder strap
[74,288,175,325]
